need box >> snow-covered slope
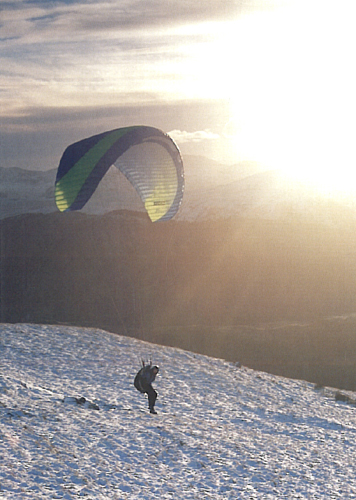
[1,324,356,498]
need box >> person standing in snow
[134,362,159,414]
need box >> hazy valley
[1,157,356,391]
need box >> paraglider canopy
[55,126,184,222]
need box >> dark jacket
[134,365,159,393]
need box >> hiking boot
[150,409,157,414]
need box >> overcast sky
[1,0,356,192]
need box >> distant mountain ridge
[1,157,355,224]
[0,167,56,219]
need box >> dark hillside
[1,211,356,389]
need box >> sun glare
[224,2,356,198]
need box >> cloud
[0,0,241,45]
[168,129,220,144]
[0,100,228,169]
[0,0,242,117]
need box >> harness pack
[134,367,146,393]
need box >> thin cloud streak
[0,100,231,169]
[1,0,241,45]
[3,0,356,174]
[169,129,220,144]
[1,0,240,117]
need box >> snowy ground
[1,324,356,499]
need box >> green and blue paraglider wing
[55,126,184,222]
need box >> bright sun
[224,1,356,198]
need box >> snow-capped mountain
[1,323,356,498]
[179,164,356,224]
[0,167,57,219]
[0,166,144,220]
[1,158,354,223]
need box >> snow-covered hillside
[1,324,356,498]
